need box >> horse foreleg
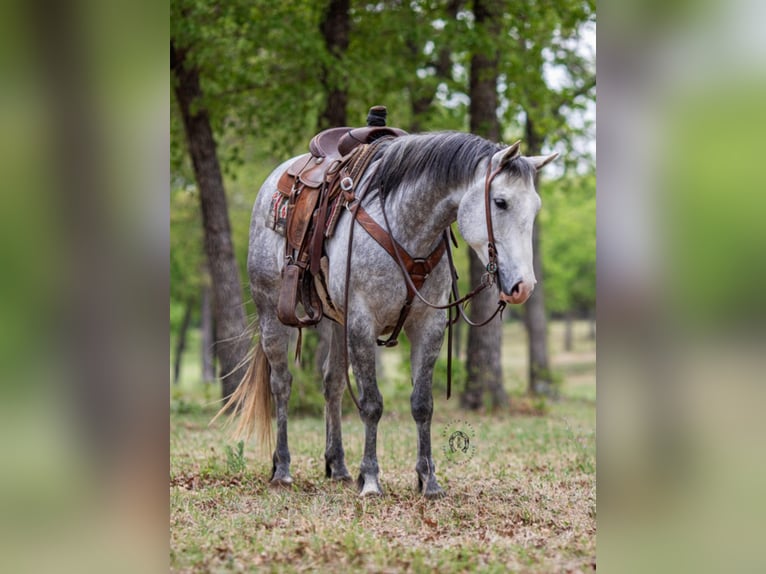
[407,316,446,499]
[260,324,294,486]
[321,322,351,482]
[348,329,384,497]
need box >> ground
[170,320,596,573]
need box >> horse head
[457,141,558,305]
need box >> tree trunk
[461,252,508,410]
[171,43,249,399]
[462,0,507,410]
[319,0,350,129]
[173,301,193,384]
[408,0,461,131]
[564,310,574,352]
[523,116,555,397]
[523,224,554,395]
[201,281,216,383]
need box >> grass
[170,320,595,573]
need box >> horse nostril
[511,281,522,295]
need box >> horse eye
[494,198,508,210]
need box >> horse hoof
[327,464,352,482]
[332,474,353,484]
[269,476,293,489]
[424,488,446,500]
[357,473,384,497]
[359,486,383,498]
[417,475,445,499]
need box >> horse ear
[528,153,559,171]
[492,141,522,169]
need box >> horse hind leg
[321,321,351,482]
[259,320,294,487]
[406,316,447,499]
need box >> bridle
[483,161,506,296]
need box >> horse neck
[380,169,483,256]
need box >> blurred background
[0,0,765,571]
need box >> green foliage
[348,1,469,131]
[667,85,766,325]
[288,329,326,417]
[540,173,596,314]
[225,440,246,474]
[171,0,328,169]
[532,394,551,415]
[170,186,205,305]
[170,395,204,416]
[496,1,596,163]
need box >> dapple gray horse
[219,131,557,498]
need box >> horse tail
[211,339,273,455]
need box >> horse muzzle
[499,280,534,305]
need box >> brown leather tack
[338,126,407,156]
[277,171,294,196]
[309,127,351,158]
[277,264,302,326]
[286,186,320,250]
[286,153,312,177]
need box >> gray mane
[369,131,535,197]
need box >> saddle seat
[309,126,408,160]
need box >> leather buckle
[411,259,431,278]
[340,176,354,191]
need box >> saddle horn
[367,105,387,126]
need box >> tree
[171,42,250,398]
[541,173,596,350]
[170,186,204,382]
[461,0,509,411]
[319,0,350,129]
[496,0,596,395]
[170,0,332,395]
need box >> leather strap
[355,206,447,347]
[483,163,505,294]
[355,207,446,296]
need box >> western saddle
[275,106,407,329]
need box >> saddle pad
[266,190,289,236]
